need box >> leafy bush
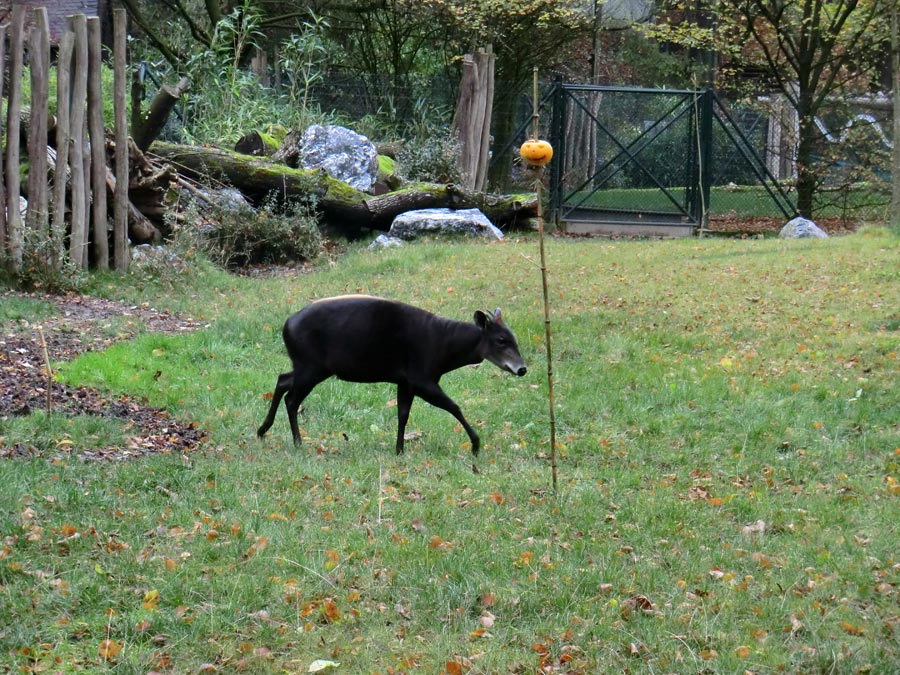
[397,125,462,183]
[174,197,323,269]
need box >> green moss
[377,154,396,175]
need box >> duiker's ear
[493,308,504,325]
[474,310,490,328]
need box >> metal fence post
[549,78,565,229]
[698,88,714,229]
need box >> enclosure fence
[1,6,130,276]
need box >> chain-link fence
[139,63,891,227]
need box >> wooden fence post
[68,14,88,268]
[87,16,108,270]
[451,46,495,192]
[26,8,51,252]
[5,5,26,271]
[0,23,7,253]
[113,8,129,271]
[0,23,6,257]
[53,31,75,271]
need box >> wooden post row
[5,5,25,271]
[2,9,131,274]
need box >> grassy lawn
[2,229,899,673]
[567,185,888,221]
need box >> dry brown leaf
[98,639,121,661]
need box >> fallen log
[149,141,537,231]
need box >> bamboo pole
[5,5,26,271]
[113,8,130,271]
[531,67,558,492]
[68,14,89,268]
[87,16,109,270]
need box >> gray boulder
[779,216,828,239]
[368,234,406,250]
[387,208,503,241]
[301,124,378,192]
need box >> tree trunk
[795,96,816,218]
[149,141,537,231]
[133,76,191,152]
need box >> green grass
[2,230,900,673]
[568,184,888,220]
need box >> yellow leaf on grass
[143,589,160,611]
[324,549,340,570]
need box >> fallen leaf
[143,589,160,611]
[840,620,866,636]
[430,535,452,550]
[323,598,340,623]
[98,639,121,661]
[480,611,495,629]
[620,594,654,619]
[742,520,767,536]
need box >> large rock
[300,124,378,192]
[387,208,504,241]
[368,233,406,250]
[779,216,828,239]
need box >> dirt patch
[706,215,862,237]
[1,292,207,461]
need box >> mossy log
[150,141,537,231]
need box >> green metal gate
[547,84,796,235]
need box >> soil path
[1,292,206,460]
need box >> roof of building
[0,0,100,42]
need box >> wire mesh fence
[138,63,891,227]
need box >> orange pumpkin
[519,139,554,166]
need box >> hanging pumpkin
[519,139,554,166]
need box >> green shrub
[175,197,324,268]
[397,126,461,183]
